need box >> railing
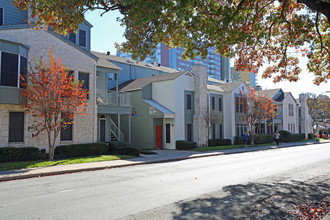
[110,119,124,142]
[96,90,131,106]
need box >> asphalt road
[0,143,329,220]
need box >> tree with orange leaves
[239,87,277,145]
[21,50,89,160]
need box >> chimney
[107,51,110,55]
[192,63,208,147]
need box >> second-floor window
[289,104,294,116]
[79,30,86,47]
[79,72,89,99]
[211,96,215,110]
[0,52,27,88]
[0,8,3,26]
[218,97,222,111]
[187,94,192,110]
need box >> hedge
[54,142,109,159]
[234,136,244,145]
[255,134,274,144]
[0,147,40,162]
[108,141,140,157]
[208,139,232,146]
[279,130,305,142]
[176,140,197,150]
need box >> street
[0,143,329,220]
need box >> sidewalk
[1,140,329,182]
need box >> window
[236,97,246,113]
[166,123,171,143]
[289,104,294,116]
[79,30,86,47]
[218,98,222,111]
[219,124,223,139]
[187,94,192,110]
[298,108,301,118]
[212,125,216,139]
[69,33,76,43]
[211,96,215,110]
[236,124,247,136]
[20,56,27,88]
[0,8,3,26]
[60,113,73,141]
[78,72,89,99]
[1,52,18,87]
[108,73,116,81]
[0,52,27,88]
[67,70,74,79]
[9,112,24,142]
[187,124,192,141]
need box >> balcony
[96,90,131,106]
[0,86,25,105]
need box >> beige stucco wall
[0,28,97,151]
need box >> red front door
[156,125,163,149]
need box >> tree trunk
[250,125,256,146]
[47,130,55,161]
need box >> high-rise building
[230,67,257,88]
[117,43,230,80]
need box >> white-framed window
[0,51,27,88]
[289,104,294,116]
[79,30,86,47]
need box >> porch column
[272,120,275,133]
[129,114,131,143]
[163,118,166,149]
[118,114,121,140]
[264,122,267,134]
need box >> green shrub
[279,130,292,142]
[254,135,264,144]
[291,133,305,141]
[176,140,197,150]
[54,142,109,159]
[108,141,140,156]
[0,147,40,162]
[308,133,315,139]
[234,136,244,145]
[208,139,232,146]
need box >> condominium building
[117,43,231,81]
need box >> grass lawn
[0,155,135,171]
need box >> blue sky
[85,10,329,98]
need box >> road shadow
[172,180,330,219]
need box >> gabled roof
[207,81,245,93]
[257,88,282,99]
[118,71,188,92]
[284,92,297,103]
[207,77,227,85]
[92,51,121,70]
[93,52,179,73]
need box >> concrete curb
[0,141,329,182]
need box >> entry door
[100,119,106,142]
[156,125,163,149]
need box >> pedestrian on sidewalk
[274,130,280,146]
[243,131,248,148]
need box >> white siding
[282,93,298,133]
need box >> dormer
[65,20,92,52]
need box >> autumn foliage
[13,0,330,84]
[239,87,277,145]
[21,50,89,160]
